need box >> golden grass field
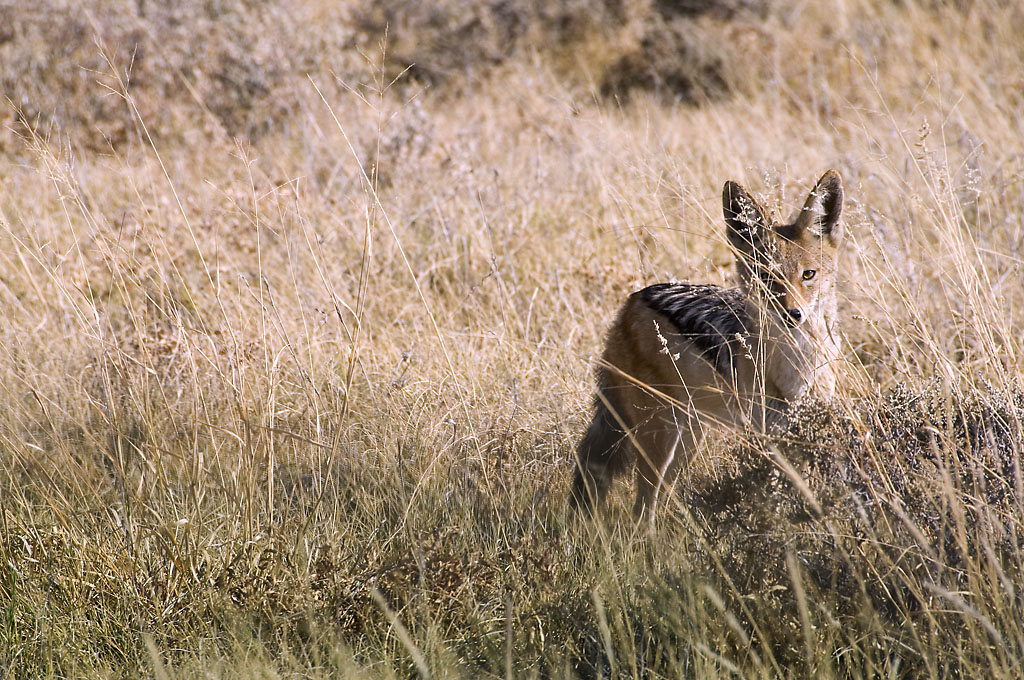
[2,0,1024,677]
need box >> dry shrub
[351,0,641,84]
[352,0,767,103]
[689,385,1024,669]
[598,11,763,103]
[0,0,316,150]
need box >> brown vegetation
[2,0,1024,677]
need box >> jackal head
[722,170,844,330]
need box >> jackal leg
[632,411,700,521]
[570,391,630,513]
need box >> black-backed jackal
[570,170,845,521]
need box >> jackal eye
[801,269,816,281]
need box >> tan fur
[570,170,845,521]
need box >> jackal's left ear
[796,170,844,245]
[723,180,770,255]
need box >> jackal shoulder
[632,282,750,377]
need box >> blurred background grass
[2,0,1024,677]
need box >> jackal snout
[572,170,846,522]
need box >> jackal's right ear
[795,170,844,245]
[723,181,769,255]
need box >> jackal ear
[795,170,844,244]
[723,181,769,255]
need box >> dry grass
[2,0,1024,677]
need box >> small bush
[0,0,313,149]
[352,0,765,103]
